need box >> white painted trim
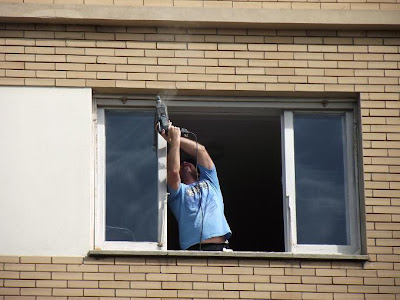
[95,108,106,250]
[283,111,296,253]
[158,133,168,250]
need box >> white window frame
[282,110,360,255]
[95,107,167,251]
[94,95,361,254]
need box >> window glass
[105,110,158,242]
[294,113,348,245]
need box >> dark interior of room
[167,112,285,252]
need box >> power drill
[156,96,169,134]
[156,96,190,135]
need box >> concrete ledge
[88,250,370,261]
[0,3,399,29]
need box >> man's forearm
[168,142,181,175]
[179,136,206,157]
[180,136,213,169]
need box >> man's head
[180,158,199,184]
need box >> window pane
[105,110,158,242]
[294,114,348,245]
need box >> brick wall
[0,255,399,299]
[0,0,399,10]
[0,23,399,299]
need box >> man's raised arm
[180,136,214,169]
[161,125,181,190]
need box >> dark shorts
[187,243,229,251]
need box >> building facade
[0,0,399,299]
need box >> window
[96,108,167,251]
[95,96,362,255]
[282,111,360,255]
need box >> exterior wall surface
[0,87,92,257]
[0,4,400,300]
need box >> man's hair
[181,157,196,166]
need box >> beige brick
[20,288,51,296]
[0,61,24,69]
[99,280,129,289]
[239,274,270,283]
[193,282,223,290]
[84,288,114,297]
[158,57,187,65]
[4,280,35,288]
[158,73,187,81]
[209,290,239,298]
[248,75,277,83]
[5,54,35,62]
[20,272,50,280]
[146,273,176,281]
[130,281,160,289]
[265,67,294,76]
[0,288,20,295]
[334,294,364,300]
[295,69,324,76]
[52,272,82,280]
[224,282,254,291]
[278,75,307,83]
[25,78,56,86]
[188,43,217,50]
[67,55,96,63]
[271,291,302,299]
[277,44,306,52]
[316,269,346,277]
[55,63,84,71]
[176,81,206,89]
[146,289,177,297]
[113,273,144,281]
[255,283,285,291]
[115,289,146,297]
[333,277,363,285]
[55,78,86,87]
[178,290,208,297]
[83,272,114,280]
[68,280,98,289]
[162,281,192,290]
[52,288,83,296]
[36,264,66,272]
[235,52,264,59]
[294,53,324,60]
[369,61,398,69]
[97,56,127,64]
[309,45,338,52]
[355,54,384,62]
[0,45,24,53]
[4,265,34,272]
[302,276,332,284]
[325,53,354,61]
[176,66,205,74]
[302,292,333,300]
[36,280,67,288]
[308,60,340,69]
[205,51,234,59]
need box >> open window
[95,96,362,255]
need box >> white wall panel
[0,87,92,256]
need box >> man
[160,123,232,251]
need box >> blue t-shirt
[168,164,232,250]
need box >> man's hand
[161,123,181,147]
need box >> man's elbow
[168,169,180,178]
[198,144,207,154]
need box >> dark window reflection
[294,113,348,245]
[105,110,158,242]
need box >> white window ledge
[88,250,369,261]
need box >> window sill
[88,250,369,261]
